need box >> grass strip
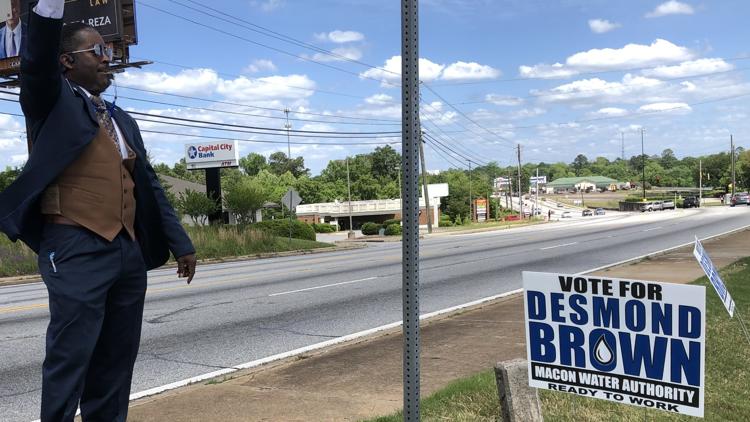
[364,258,750,421]
[0,225,332,277]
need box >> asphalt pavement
[1,207,749,421]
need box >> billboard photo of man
[0,0,22,59]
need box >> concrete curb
[0,243,367,288]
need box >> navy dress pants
[38,224,147,422]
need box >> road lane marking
[540,242,578,250]
[269,277,379,297]
[643,226,663,232]
[0,303,47,314]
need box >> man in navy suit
[0,0,23,59]
[0,0,197,420]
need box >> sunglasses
[67,44,114,61]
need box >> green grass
[364,258,750,422]
[437,218,546,232]
[0,234,38,277]
[364,371,500,422]
[0,225,332,277]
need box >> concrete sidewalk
[126,229,750,422]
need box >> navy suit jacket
[0,11,194,270]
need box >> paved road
[1,207,748,421]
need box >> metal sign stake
[401,0,420,420]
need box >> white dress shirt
[4,22,21,57]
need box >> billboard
[185,141,240,170]
[523,271,706,417]
[0,0,134,75]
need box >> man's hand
[176,254,197,284]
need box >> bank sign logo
[523,272,706,417]
[188,146,198,160]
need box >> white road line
[642,226,663,232]
[268,277,378,297]
[540,242,578,250]
[114,221,750,413]
[127,288,524,404]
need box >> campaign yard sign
[693,237,735,317]
[523,272,706,417]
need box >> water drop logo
[593,335,615,366]
[188,146,198,160]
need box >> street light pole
[285,108,293,245]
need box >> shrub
[253,219,316,241]
[383,218,401,226]
[439,215,453,227]
[361,222,383,235]
[384,223,402,236]
[453,214,463,226]
[176,188,220,226]
[313,223,336,233]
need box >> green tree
[223,178,270,224]
[370,145,401,182]
[660,149,678,169]
[572,154,589,176]
[176,189,219,226]
[0,167,20,191]
[268,151,309,178]
[239,152,268,176]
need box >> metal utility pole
[401,0,421,419]
[731,135,736,197]
[517,145,524,218]
[699,159,703,207]
[418,138,433,233]
[285,109,293,244]
[346,157,354,238]
[621,131,625,161]
[468,159,473,222]
[641,128,646,201]
[534,168,539,216]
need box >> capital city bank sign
[523,271,705,417]
[184,141,239,170]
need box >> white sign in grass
[693,238,735,317]
[523,271,706,417]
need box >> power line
[137,1,397,87]
[127,111,401,136]
[171,0,399,77]
[423,139,466,169]
[419,115,492,166]
[117,85,401,123]
[140,129,400,146]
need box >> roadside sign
[523,271,706,417]
[282,189,302,210]
[693,238,735,317]
[495,177,511,187]
[475,198,487,222]
[185,141,239,170]
[530,176,547,185]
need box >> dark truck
[683,196,700,208]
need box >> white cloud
[442,61,501,80]
[511,108,546,119]
[118,69,220,96]
[588,19,621,34]
[535,74,664,104]
[520,39,694,78]
[244,59,278,74]
[591,107,629,117]
[365,94,395,105]
[484,94,524,106]
[638,102,692,113]
[251,0,284,12]
[645,1,695,18]
[307,46,363,62]
[641,58,734,79]
[360,56,499,86]
[217,74,316,102]
[316,30,365,43]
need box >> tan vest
[40,126,137,241]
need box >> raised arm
[19,0,65,126]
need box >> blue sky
[1,0,749,174]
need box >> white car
[561,211,572,218]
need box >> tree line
[1,145,746,224]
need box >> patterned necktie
[90,95,122,155]
[9,32,15,57]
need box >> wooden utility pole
[731,134,736,197]
[699,159,703,207]
[517,145,524,218]
[418,138,433,233]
